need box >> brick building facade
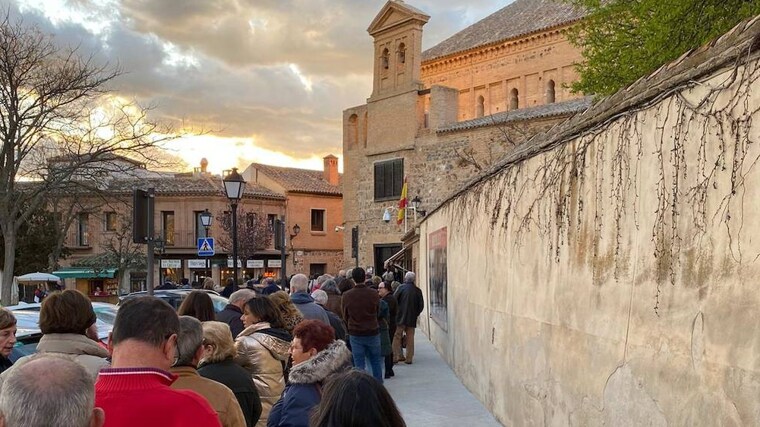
[342,0,591,273]
[243,155,344,277]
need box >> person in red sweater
[95,297,221,427]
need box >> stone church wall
[418,51,760,425]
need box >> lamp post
[200,209,213,237]
[223,168,246,286]
[290,224,301,271]
[410,196,422,223]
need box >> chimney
[323,155,339,186]
[200,158,208,174]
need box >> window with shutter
[374,158,404,200]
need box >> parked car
[118,289,229,313]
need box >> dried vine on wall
[446,49,760,313]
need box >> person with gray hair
[290,273,330,325]
[393,271,424,364]
[311,290,347,342]
[0,355,105,427]
[170,316,245,427]
[217,288,257,338]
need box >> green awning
[52,268,117,279]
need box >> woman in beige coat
[6,290,109,379]
[236,296,292,427]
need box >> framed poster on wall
[428,227,448,331]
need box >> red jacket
[95,368,221,427]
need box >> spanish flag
[397,177,408,225]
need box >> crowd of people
[0,266,425,427]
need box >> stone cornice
[421,24,577,75]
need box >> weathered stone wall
[418,55,760,425]
[342,108,568,270]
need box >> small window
[509,88,519,110]
[78,213,89,246]
[398,43,406,64]
[546,80,556,104]
[104,212,117,232]
[374,158,404,200]
[267,214,277,232]
[381,48,389,70]
[311,209,325,232]
[476,95,485,118]
[246,212,258,228]
[348,114,358,146]
[162,211,175,246]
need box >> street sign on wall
[188,260,208,269]
[247,260,265,268]
[161,259,182,269]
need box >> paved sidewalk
[384,333,503,427]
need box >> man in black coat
[379,281,398,377]
[215,289,256,338]
[393,272,424,364]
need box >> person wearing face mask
[267,320,351,427]
[236,297,292,427]
[0,309,16,374]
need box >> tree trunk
[2,229,17,305]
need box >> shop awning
[384,248,408,272]
[52,268,117,279]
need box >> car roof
[120,289,221,299]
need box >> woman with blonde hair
[268,291,303,335]
[199,321,262,427]
[202,277,216,291]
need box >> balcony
[161,229,205,250]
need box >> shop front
[160,259,182,284]
[221,258,283,283]
[52,267,120,304]
[187,259,213,285]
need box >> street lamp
[200,209,213,237]
[291,224,301,240]
[290,224,301,270]
[223,168,246,286]
[410,196,421,211]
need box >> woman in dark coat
[199,321,263,427]
[320,279,343,320]
[268,320,352,427]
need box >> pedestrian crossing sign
[197,238,215,256]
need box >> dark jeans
[384,354,394,376]
[349,334,383,384]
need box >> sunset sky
[7,0,514,174]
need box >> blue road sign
[198,238,215,256]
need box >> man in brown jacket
[171,316,246,427]
[341,267,384,383]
